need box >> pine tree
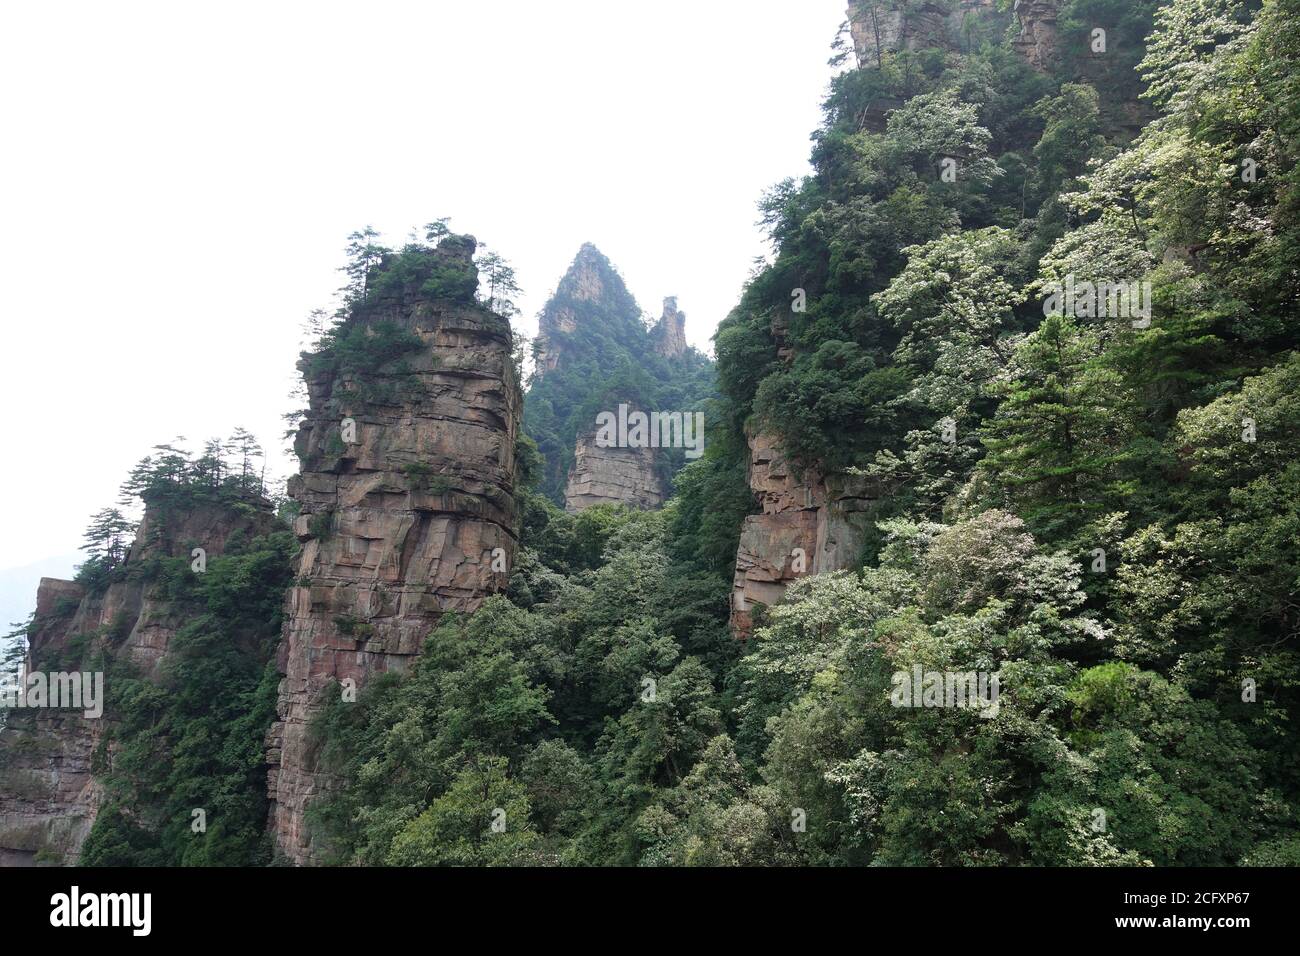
[225,427,263,493]
[81,507,135,565]
[979,314,1133,536]
[476,248,522,317]
[341,226,388,305]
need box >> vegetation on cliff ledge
[312,0,1300,866]
[8,0,1298,869]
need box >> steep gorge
[1,0,1264,870]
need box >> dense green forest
[9,0,1296,868]
[303,0,1300,864]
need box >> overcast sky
[0,0,847,576]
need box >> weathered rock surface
[532,242,609,377]
[563,430,666,512]
[529,243,707,512]
[846,0,995,69]
[0,578,93,866]
[842,0,1068,81]
[269,235,522,864]
[729,429,886,638]
[1012,0,1059,71]
[0,495,275,865]
[650,296,687,359]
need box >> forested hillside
[307,0,1300,865]
[2,0,1296,869]
[523,243,716,506]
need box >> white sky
[0,0,847,573]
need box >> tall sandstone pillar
[268,236,522,863]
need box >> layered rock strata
[847,0,995,68]
[729,430,887,638]
[563,430,667,512]
[0,494,275,865]
[268,235,522,864]
[1012,0,1059,71]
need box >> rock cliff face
[846,0,995,68]
[1011,0,1059,71]
[650,297,687,359]
[532,243,610,377]
[728,430,886,638]
[841,0,1074,83]
[0,578,93,866]
[563,430,667,512]
[0,494,275,865]
[269,234,522,864]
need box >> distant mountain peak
[557,243,622,304]
[533,244,641,376]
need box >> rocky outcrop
[269,234,522,864]
[729,430,887,638]
[0,494,275,865]
[563,430,666,512]
[532,242,610,377]
[0,578,92,866]
[526,242,715,507]
[842,0,1066,83]
[1012,0,1059,71]
[848,0,943,67]
[846,0,995,68]
[650,297,687,359]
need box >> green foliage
[386,757,541,865]
[667,433,756,587]
[402,462,452,495]
[1241,837,1300,866]
[308,503,737,865]
[522,245,718,504]
[79,529,297,866]
[680,0,1299,868]
[304,320,425,386]
[73,434,279,596]
[476,248,523,317]
[306,599,556,864]
[979,313,1142,538]
[307,510,333,541]
[64,0,1300,869]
